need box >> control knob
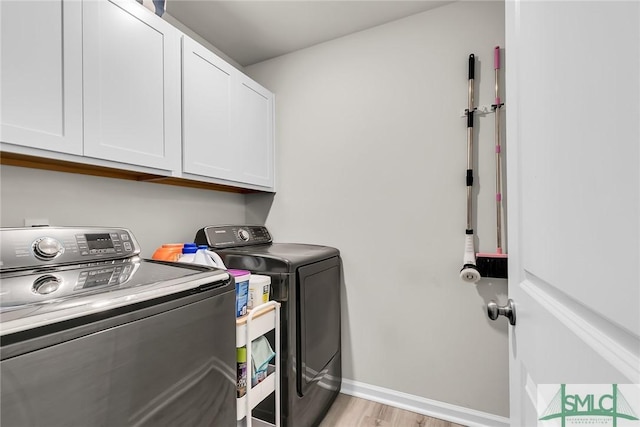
[238,229,250,242]
[33,275,61,295]
[33,237,64,260]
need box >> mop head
[460,264,481,283]
[476,253,508,279]
[460,234,481,283]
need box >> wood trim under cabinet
[0,152,259,194]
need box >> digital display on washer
[85,233,114,250]
[83,269,114,288]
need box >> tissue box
[251,335,275,386]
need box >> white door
[235,74,275,189]
[506,1,640,426]
[0,0,82,155]
[83,0,180,172]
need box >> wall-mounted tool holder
[459,104,496,117]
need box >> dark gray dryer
[195,225,341,427]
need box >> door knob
[487,299,516,325]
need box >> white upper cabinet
[182,37,237,181]
[0,0,83,155]
[82,0,181,172]
[182,37,275,190]
[236,75,275,189]
[1,0,274,191]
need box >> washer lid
[0,259,230,337]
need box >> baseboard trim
[340,379,510,427]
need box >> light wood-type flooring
[318,394,467,427]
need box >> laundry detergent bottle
[178,243,198,263]
[194,245,219,267]
[152,243,183,262]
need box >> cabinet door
[0,0,82,155]
[236,75,275,189]
[182,37,237,181]
[82,0,180,172]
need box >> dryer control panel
[195,225,272,249]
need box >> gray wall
[0,166,245,257]
[246,0,509,417]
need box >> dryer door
[296,256,341,396]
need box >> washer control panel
[0,227,140,271]
[195,225,272,249]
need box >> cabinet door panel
[236,76,274,189]
[83,0,180,172]
[0,0,82,154]
[182,37,236,180]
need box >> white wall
[246,0,509,418]
[0,166,246,257]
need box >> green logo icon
[539,384,639,427]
